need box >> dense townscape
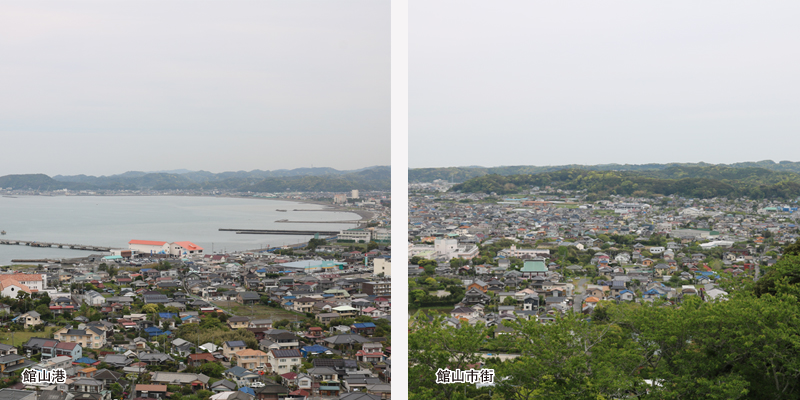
[0,199,392,400]
[408,182,800,399]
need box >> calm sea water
[0,195,360,265]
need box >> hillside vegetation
[449,166,800,199]
[0,166,390,192]
[410,160,800,183]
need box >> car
[249,381,265,388]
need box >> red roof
[173,241,203,251]
[129,240,167,246]
[188,353,216,362]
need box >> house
[249,319,273,329]
[0,354,31,376]
[70,378,104,394]
[316,313,340,324]
[466,280,488,293]
[235,349,269,371]
[93,369,124,389]
[53,327,107,349]
[210,380,237,393]
[135,384,168,399]
[150,372,210,390]
[223,341,247,359]
[253,382,290,400]
[228,316,251,330]
[224,366,261,387]
[15,311,42,329]
[103,354,132,368]
[237,292,261,305]
[350,323,376,336]
[267,349,302,374]
[0,344,16,356]
[187,353,216,368]
[461,288,490,306]
[54,342,83,360]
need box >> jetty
[0,239,112,252]
[275,219,361,224]
[219,228,339,236]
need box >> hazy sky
[0,1,389,176]
[410,1,800,168]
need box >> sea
[0,195,361,265]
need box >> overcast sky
[0,1,389,176]
[410,1,800,168]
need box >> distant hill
[449,166,800,200]
[410,160,800,183]
[3,166,390,192]
[0,174,93,191]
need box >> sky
[0,1,389,176]
[410,1,800,168]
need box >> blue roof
[144,326,163,333]
[74,357,97,364]
[302,345,329,354]
[158,312,177,319]
[239,387,255,395]
[353,322,376,329]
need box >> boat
[1,231,5,235]
[276,209,287,212]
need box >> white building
[408,238,479,261]
[128,240,171,255]
[373,257,391,277]
[0,273,46,292]
[497,244,550,259]
[129,240,203,256]
[373,228,391,243]
[339,229,372,243]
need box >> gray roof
[151,372,210,384]
[323,334,369,345]
[239,291,260,300]
[0,389,35,400]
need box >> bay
[0,195,361,265]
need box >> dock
[0,239,111,252]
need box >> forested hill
[0,166,390,192]
[449,166,800,199]
[410,160,800,183]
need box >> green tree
[408,313,489,400]
[198,362,225,378]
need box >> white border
[390,0,409,393]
